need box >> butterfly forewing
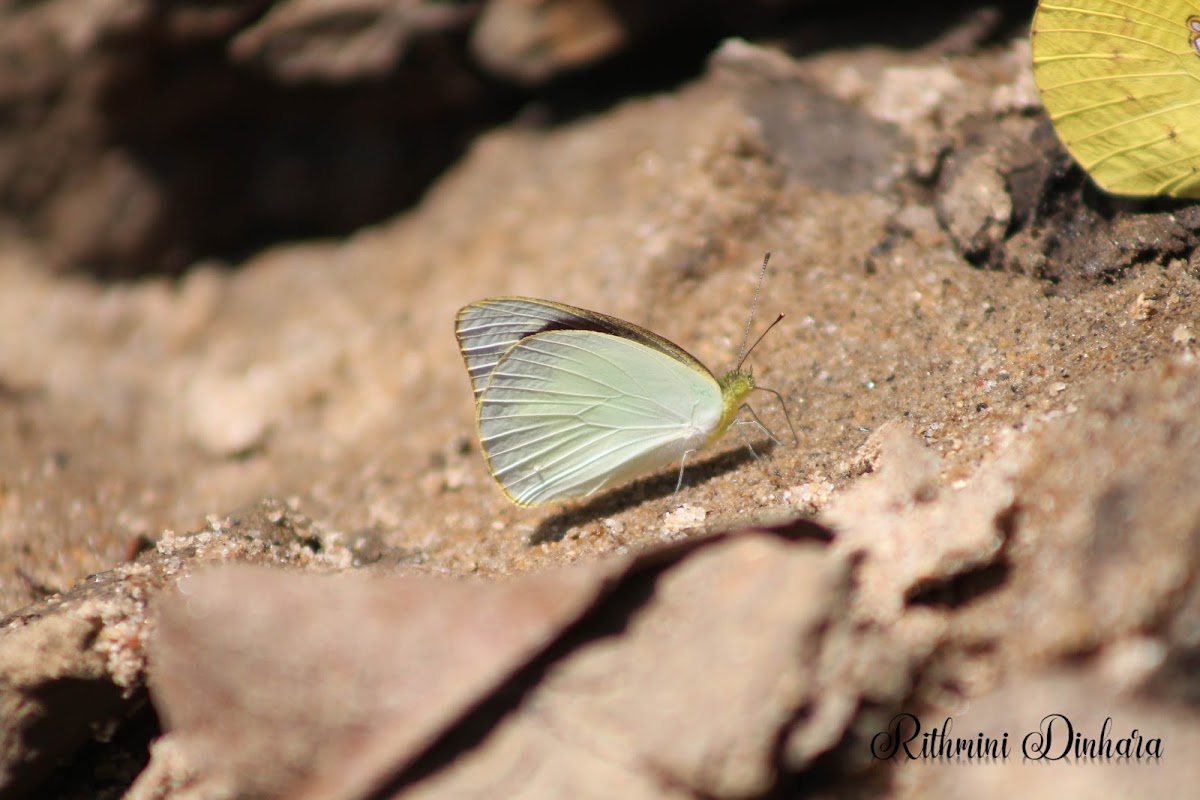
[456,299,595,400]
[477,330,724,505]
[456,297,711,401]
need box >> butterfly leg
[750,386,799,445]
[735,402,784,447]
[674,449,698,494]
[733,422,762,462]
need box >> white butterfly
[455,258,791,506]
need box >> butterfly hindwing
[475,329,724,505]
[1032,0,1200,196]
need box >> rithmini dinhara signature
[870,713,1163,762]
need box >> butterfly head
[714,368,755,440]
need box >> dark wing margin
[455,297,712,401]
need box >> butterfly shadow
[528,441,774,545]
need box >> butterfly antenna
[736,252,771,368]
[738,313,784,370]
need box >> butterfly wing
[476,329,725,505]
[1032,0,1200,197]
[455,297,710,402]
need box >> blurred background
[0,0,1035,277]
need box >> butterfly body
[455,297,755,506]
